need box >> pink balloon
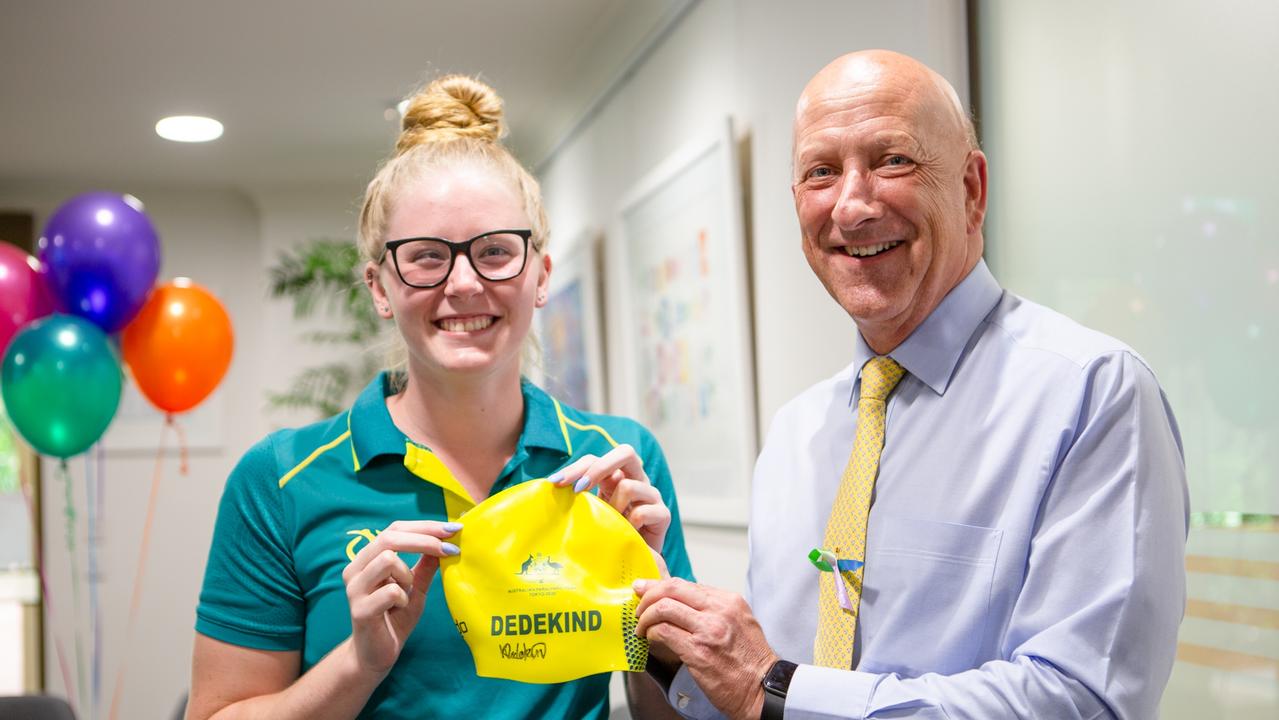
[0,244,56,353]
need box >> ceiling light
[155,115,223,143]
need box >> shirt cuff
[785,664,877,720]
[668,664,726,719]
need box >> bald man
[633,51,1187,720]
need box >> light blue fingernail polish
[548,471,565,485]
[441,542,460,556]
[574,476,591,493]
[443,522,463,533]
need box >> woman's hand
[550,444,671,553]
[342,520,461,675]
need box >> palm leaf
[266,239,385,420]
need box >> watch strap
[760,660,798,720]
[761,689,786,720]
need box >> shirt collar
[519,378,573,454]
[852,259,1003,396]
[348,371,570,470]
[348,372,408,469]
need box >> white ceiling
[0,0,681,192]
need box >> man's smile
[842,241,904,258]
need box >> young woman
[186,75,693,719]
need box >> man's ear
[365,262,394,318]
[963,150,989,236]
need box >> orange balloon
[121,279,233,414]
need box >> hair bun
[397,75,505,154]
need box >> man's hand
[634,578,779,720]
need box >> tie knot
[859,356,904,403]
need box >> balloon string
[98,443,106,718]
[19,456,77,716]
[168,413,190,476]
[107,419,169,720]
[61,459,88,716]
[87,446,103,719]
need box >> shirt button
[676,692,690,710]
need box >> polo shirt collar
[348,372,409,469]
[519,378,573,454]
[852,258,1003,396]
[348,372,571,470]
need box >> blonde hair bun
[396,75,505,154]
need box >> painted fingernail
[443,522,463,533]
[574,476,591,493]
[441,542,460,556]
[548,471,565,485]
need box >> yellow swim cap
[439,479,660,683]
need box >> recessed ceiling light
[155,115,223,143]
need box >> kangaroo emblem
[515,552,563,579]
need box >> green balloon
[1,314,122,458]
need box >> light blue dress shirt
[669,260,1188,719]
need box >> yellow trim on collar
[347,410,360,471]
[279,430,352,488]
[403,442,478,519]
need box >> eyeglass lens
[396,232,527,286]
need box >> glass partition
[975,1,1278,715]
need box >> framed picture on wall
[534,230,607,413]
[609,118,757,527]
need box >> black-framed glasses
[378,229,532,289]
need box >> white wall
[251,185,370,432]
[538,0,968,593]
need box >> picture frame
[608,118,757,526]
[534,230,607,413]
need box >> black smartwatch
[760,659,798,720]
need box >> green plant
[266,239,383,418]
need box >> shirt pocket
[859,515,1002,677]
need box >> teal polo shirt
[195,372,695,719]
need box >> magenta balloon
[0,243,56,354]
[37,192,161,333]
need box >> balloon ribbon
[60,460,88,716]
[87,446,104,717]
[108,415,186,720]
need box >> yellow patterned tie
[813,356,905,668]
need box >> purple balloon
[37,191,161,333]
